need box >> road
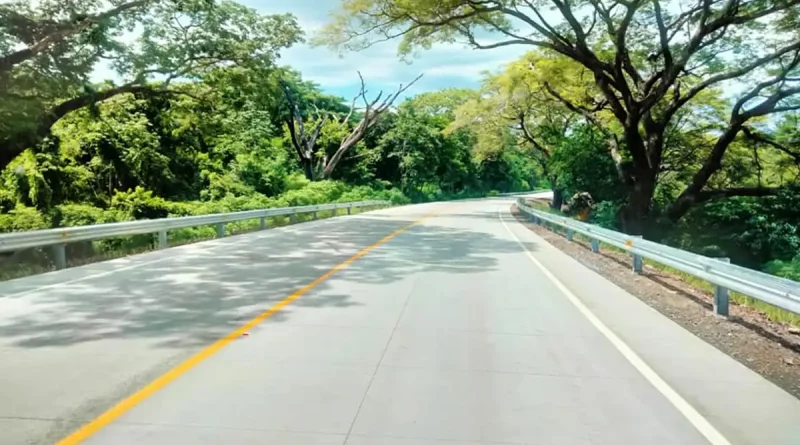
[1,197,799,445]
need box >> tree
[281,72,422,180]
[452,50,601,208]
[321,0,800,232]
[0,0,302,171]
[377,89,479,197]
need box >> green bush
[55,204,128,227]
[0,205,50,232]
[281,180,348,206]
[590,201,622,230]
[283,172,311,191]
[0,181,411,256]
[667,190,800,269]
[764,257,800,282]
[111,187,172,219]
[382,188,411,205]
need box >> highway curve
[1,197,799,445]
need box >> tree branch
[0,84,169,171]
[743,127,800,165]
[0,0,151,74]
[322,73,422,178]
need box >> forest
[0,0,799,281]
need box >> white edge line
[498,209,731,445]
[2,213,350,298]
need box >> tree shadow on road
[0,213,537,349]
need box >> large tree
[321,0,800,232]
[379,88,481,196]
[452,50,602,208]
[0,0,302,171]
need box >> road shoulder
[505,204,800,445]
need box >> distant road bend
[1,193,799,445]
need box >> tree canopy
[0,0,302,170]
[321,0,800,231]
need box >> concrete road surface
[1,198,799,445]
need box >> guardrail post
[51,244,67,270]
[158,230,168,249]
[312,211,318,220]
[566,229,574,241]
[290,214,297,224]
[714,257,731,316]
[347,206,352,215]
[259,217,266,230]
[591,238,600,253]
[631,235,643,273]
[216,223,225,238]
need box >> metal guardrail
[495,189,551,197]
[517,198,800,317]
[0,200,389,269]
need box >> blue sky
[243,0,530,100]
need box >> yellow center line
[56,210,437,445]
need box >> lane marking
[499,210,731,445]
[56,211,435,445]
[3,211,367,298]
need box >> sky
[243,0,530,101]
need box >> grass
[0,204,383,282]
[520,199,800,328]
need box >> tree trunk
[621,168,657,235]
[299,157,315,181]
[551,187,564,210]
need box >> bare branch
[323,73,423,178]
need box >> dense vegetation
[0,0,539,235]
[1,0,799,281]
[322,0,800,278]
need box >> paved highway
[1,197,799,445]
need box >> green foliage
[764,257,800,282]
[54,204,128,227]
[111,187,172,220]
[590,201,623,230]
[1,0,303,170]
[550,125,625,203]
[0,205,50,232]
[3,0,799,289]
[667,189,800,269]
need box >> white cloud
[247,0,529,98]
[85,0,530,98]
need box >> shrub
[590,201,622,230]
[55,204,128,227]
[281,180,348,206]
[111,187,171,220]
[764,257,800,282]
[0,205,49,233]
[283,172,311,191]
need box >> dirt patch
[511,204,800,399]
